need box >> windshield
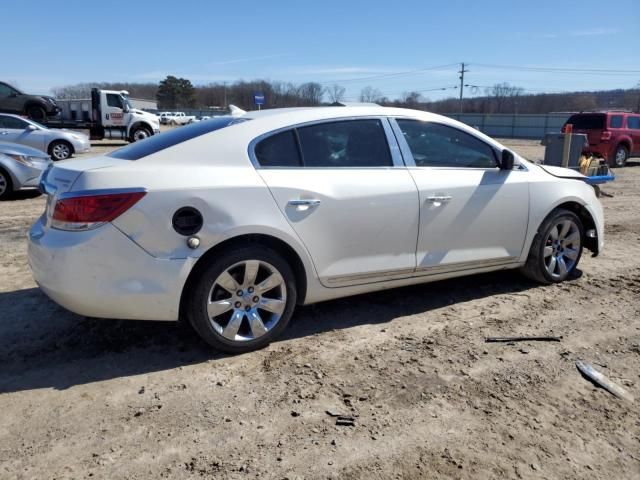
[108,116,249,160]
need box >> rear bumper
[28,217,193,321]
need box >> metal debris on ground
[485,335,562,343]
[335,416,356,427]
[575,360,634,403]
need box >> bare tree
[359,86,383,103]
[484,82,524,113]
[325,84,346,103]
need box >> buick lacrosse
[29,106,603,352]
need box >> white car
[28,106,604,353]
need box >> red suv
[562,112,640,167]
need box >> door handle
[426,195,452,206]
[288,199,321,210]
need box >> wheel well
[178,233,308,320]
[615,141,630,152]
[130,122,152,134]
[23,101,46,114]
[555,201,598,254]
[48,139,74,155]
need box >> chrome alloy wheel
[543,219,581,279]
[207,260,287,342]
[0,172,7,196]
[52,143,71,160]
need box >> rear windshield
[109,116,248,160]
[566,114,605,130]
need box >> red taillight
[52,191,145,230]
[600,131,612,141]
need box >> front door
[0,115,46,151]
[392,118,529,273]
[101,92,131,129]
[254,118,420,287]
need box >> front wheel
[611,145,628,168]
[186,246,297,353]
[49,140,73,161]
[521,209,584,284]
[26,105,46,121]
[0,168,13,200]
[130,126,151,142]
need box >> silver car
[0,113,91,161]
[0,141,51,200]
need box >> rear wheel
[0,168,13,200]
[521,209,583,284]
[49,140,73,161]
[186,246,297,353]
[612,145,628,168]
[26,105,46,121]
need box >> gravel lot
[1,138,639,479]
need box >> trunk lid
[40,156,129,195]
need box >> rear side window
[397,119,497,168]
[109,117,248,160]
[254,130,302,167]
[628,116,640,129]
[610,115,623,128]
[566,114,605,130]
[297,119,392,167]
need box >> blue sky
[3,0,639,101]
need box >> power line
[317,62,460,85]
[473,63,640,76]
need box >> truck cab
[97,89,161,141]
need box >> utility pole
[458,62,469,113]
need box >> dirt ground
[1,138,639,480]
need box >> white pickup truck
[165,112,196,125]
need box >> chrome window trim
[248,116,406,169]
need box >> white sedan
[28,106,604,353]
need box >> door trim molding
[326,256,519,286]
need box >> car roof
[239,106,503,148]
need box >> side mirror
[500,149,515,170]
[25,124,37,131]
[122,104,130,113]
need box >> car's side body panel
[28,106,605,323]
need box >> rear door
[0,83,23,113]
[392,118,529,272]
[254,118,420,287]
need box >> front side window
[0,115,28,129]
[106,94,124,109]
[296,119,392,167]
[609,115,623,128]
[396,119,497,168]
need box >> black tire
[186,245,297,353]
[611,145,628,168]
[48,140,73,161]
[26,105,46,121]
[520,208,584,284]
[0,168,13,200]
[129,126,152,142]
